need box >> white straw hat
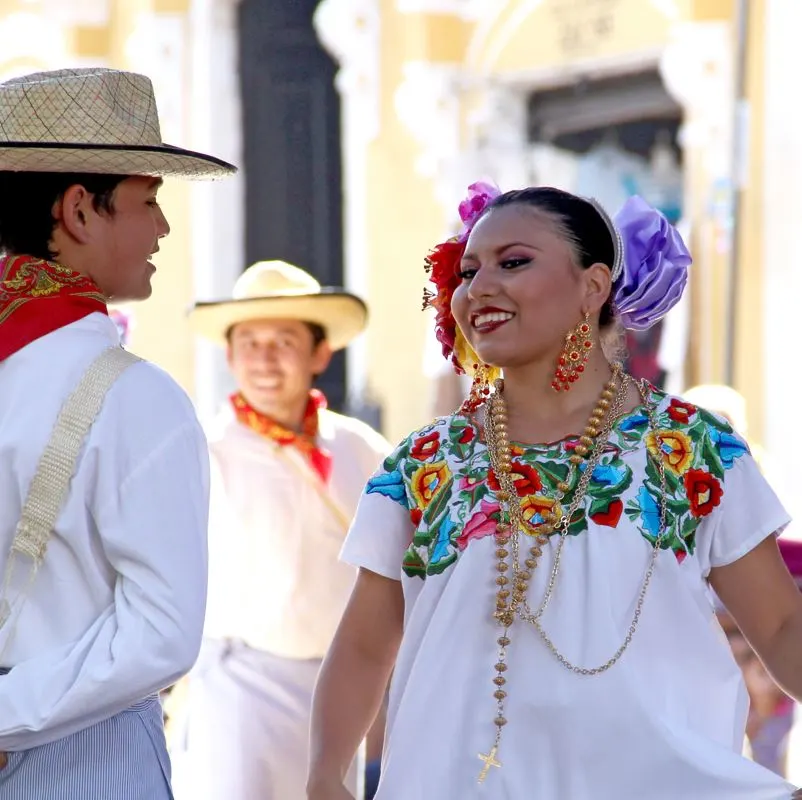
[0,68,235,179]
[189,260,368,351]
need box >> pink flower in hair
[456,181,501,240]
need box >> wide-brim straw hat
[190,260,368,351]
[0,68,235,179]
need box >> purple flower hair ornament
[609,195,691,331]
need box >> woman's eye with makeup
[499,257,531,269]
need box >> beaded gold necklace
[477,367,667,783]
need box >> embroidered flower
[367,470,408,506]
[410,461,451,508]
[410,430,441,461]
[520,495,562,533]
[708,426,749,469]
[459,473,483,491]
[456,498,500,550]
[591,464,626,487]
[684,469,724,517]
[429,516,457,570]
[590,498,624,528]
[667,399,697,424]
[646,429,693,475]
[488,461,543,496]
[619,413,649,432]
[636,486,661,537]
[410,508,423,526]
[458,426,476,445]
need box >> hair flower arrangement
[612,196,691,331]
[423,181,501,373]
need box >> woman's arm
[710,535,802,701]
[307,568,404,798]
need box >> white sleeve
[340,447,415,581]
[0,416,210,750]
[695,452,791,575]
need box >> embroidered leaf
[697,407,732,433]
[699,432,725,480]
[426,551,458,576]
[424,476,454,525]
[645,452,681,494]
[681,514,698,538]
[537,460,571,489]
[412,527,433,547]
[383,440,411,472]
[567,508,589,536]
[402,546,426,579]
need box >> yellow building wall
[473,0,675,74]
[733,0,765,443]
[364,0,456,443]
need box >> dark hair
[486,187,617,327]
[305,322,327,347]
[226,320,327,348]
[0,171,126,260]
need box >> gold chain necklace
[477,370,667,784]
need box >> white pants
[171,639,362,800]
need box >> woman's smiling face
[451,203,597,371]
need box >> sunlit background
[7,0,797,527]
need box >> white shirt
[342,390,796,799]
[203,403,390,660]
[0,313,210,751]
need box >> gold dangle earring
[552,312,593,392]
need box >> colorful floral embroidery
[368,390,750,579]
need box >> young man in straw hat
[173,260,390,800]
[0,67,235,798]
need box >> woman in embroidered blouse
[307,185,802,800]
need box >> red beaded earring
[460,363,492,413]
[552,313,593,392]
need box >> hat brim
[189,291,368,351]
[0,141,235,180]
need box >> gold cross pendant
[477,745,501,783]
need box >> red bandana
[230,389,333,484]
[0,254,107,361]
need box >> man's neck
[242,394,310,433]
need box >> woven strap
[272,445,352,533]
[0,346,141,633]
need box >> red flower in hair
[423,238,465,372]
[422,182,502,373]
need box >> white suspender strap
[0,346,141,640]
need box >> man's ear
[311,340,333,376]
[52,184,97,245]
